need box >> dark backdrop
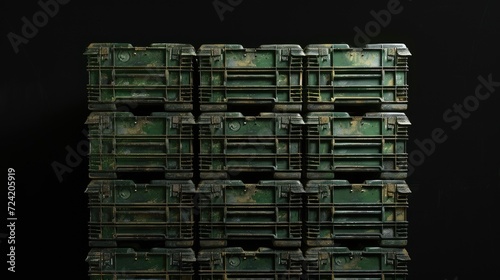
[2,1,499,279]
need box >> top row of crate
[84,43,411,112]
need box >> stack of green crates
[196,44,307,280]
[83,43,197,280]
[302,43,412,280]
[83,42,412,280]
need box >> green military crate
[84,43,196,111]
[305,112,411,179]
[198,112,304,179]
[304,43,411,111]
[86,247,196,280]
[197,44,305,112]
[198,247,304,280]
[85,179,195,247]
[305,180,411,247]
[86,111,195,179]
[197,180,305,248]
[304,247,410,280]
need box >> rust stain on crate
[235,184,257,203]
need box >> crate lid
[149,43,196,55]
[197,44,244,55]
[304,44,351,55]
[366,43,411,56]
[259,44,305,56]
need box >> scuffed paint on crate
[198,247,304,280]
[198,112,304,179]
[304,246,410,280]
[305,179,411,247]
[85,179,195,247]
[305,112,411,179]
[304,43,411,111]
[197,180,305,248]
[84,43,196,111]
[197,44,305,112]
[86,111,195,179]
[86,247,196,280]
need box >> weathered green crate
[86,247,196,280]
[304,43,411,111]
[85,179,195,247]
[305,180,411,247]
[306,112,411,179]
[198,247,304,280]
[84,43,196,111]
[304,247,410,280]
[197,180,305,248]
[197,44,305,112]
[198,112,304,179]
[86,111,195,179]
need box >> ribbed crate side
[197,44,304,111]
[198,247,304,273]
[86,248,196,277]
[305,179,410,204]
[304,180,410,246]
[305,112,410,178]
[304,247,410,279]
[85,180,195,246]
[84,43,195,110]
[198,88,303,112]
[197,44,304,83]
[86,112,195,178]
[86,111,195,136]
[196,180,304,246]
[198,113,304,178]
[85,179,196,204]
[304,43,411,80]
[197,180,304,205]
[198,112,305,136]
[304,219,409,247]
[305,112,410,137]
[196,180,304,228]
[304,43,411,111]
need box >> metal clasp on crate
[279,185,291,198]
[101,252,113,267]
[351,251,363,259]
[99,47,110,60]
[319,116,330,125]
[318,47,330,61]
[101,183,111,199]
[170,46,180,60]
[318,252,329,265]
[171,183,181,197]
[321,185,330,198]
[171,116,180,128]
[210,48,223,62]
[211,254,222,265]
[386,115,396,130]
[279,252,290,264]
[206,183,222,198]
[318,116,330,130]
[279,48,290,61]
[279,116,290,129]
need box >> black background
[1,0,500,279]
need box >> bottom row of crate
[87,246,410,279]
[86,179,410,248]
